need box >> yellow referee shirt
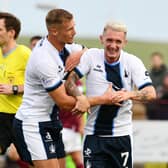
[0,45,31,114]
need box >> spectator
[149,52,168,98]
[146,52,168,120]
[29,35,42,50]
[146,73,168,120]
[160,73,168,99]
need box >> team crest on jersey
[45,132,52,142]
[84,148,92,157]
[145,71,149,76]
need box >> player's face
[0,19,10,47]
[30,39,40,50]
[151,55,163,68]
[57,19,76,44]
[100,28,127,63]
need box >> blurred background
[1,0,168,168]
[1,0,168,67]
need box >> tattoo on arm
[134,90,149,102]
[65,71,81,97]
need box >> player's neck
[2,40,17,55]
[47,35,64,52]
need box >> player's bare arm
[65,71,81,97]
[49,84,76,110]
[65,48,87,72]
[87,84,123,106]
[65,72,124,107]
[129,86,156,102]
[65,71,90,114]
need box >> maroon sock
[76,163,84,168]
[16,160,29,168]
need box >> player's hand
[0,84,13,95]
[102,84,124,106]
[71,95,90,116]
[65,52,81,72]
[115,89,133,102]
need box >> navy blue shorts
[83,135,132,168]
[13,118,65,165]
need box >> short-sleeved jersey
[0,45,31,114]
[15,38,83,122]
[75,48,152,136]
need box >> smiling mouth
[109,50,116,55]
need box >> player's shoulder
[121,50,142,63]
[65,43,83,52]
[85,48,103,57]
[32,38,58,59]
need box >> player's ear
[52,31,58,36]
[123,39,128,47]
[49,27,58,36]
[8,29,16,39]
[99,35,104,44]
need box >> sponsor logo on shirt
[41,78,53,86]
[93,65,103,72]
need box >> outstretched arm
[65,71,124,107]
[130,86,156,102]
[114,85,157,103]
[65,48,87,72]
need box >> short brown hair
[0,12,21,39]
[151,52,163,59]
[46,8,73,29]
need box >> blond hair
[103,21,127,34]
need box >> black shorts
[0,112,15,154]
[83,135,132,168]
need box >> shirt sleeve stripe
[74,67,83,78]
[45,81,63,92]
[138,82,153,90]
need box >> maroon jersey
[59,110,81,132]
[59,80,84,132]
